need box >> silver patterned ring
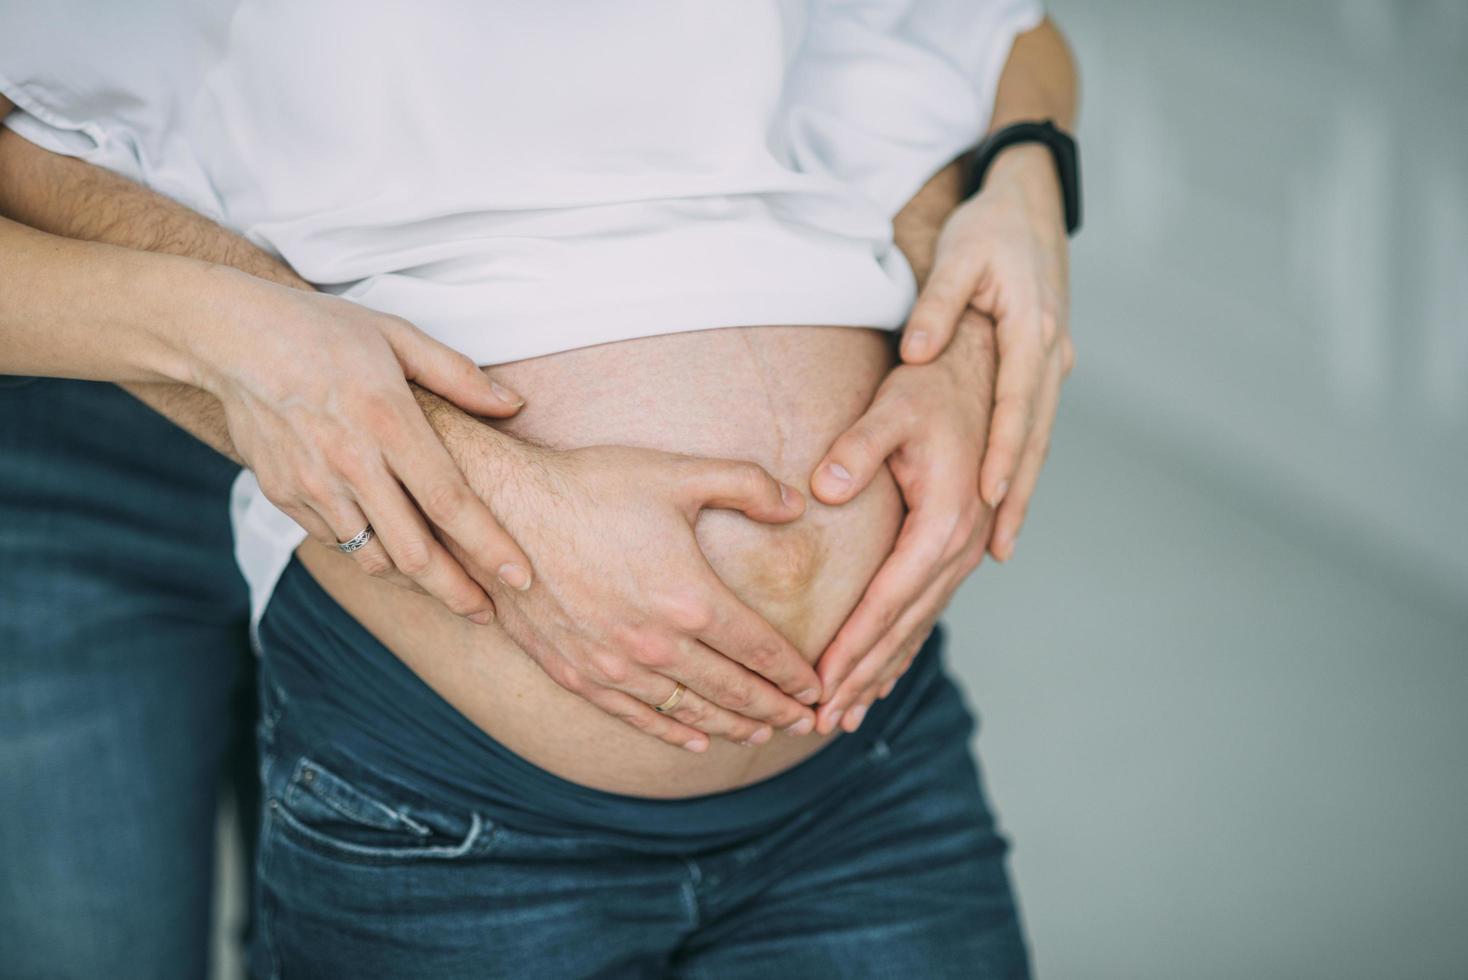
[337,525,375,554]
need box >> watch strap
[964,119,1082,236]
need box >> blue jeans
[0,377,256,979]
[252,563,1031,979]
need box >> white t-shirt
[0,0,1042,622]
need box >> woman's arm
[902,16,1079,549]
[0,128,531,620]
[808,16,1079,733]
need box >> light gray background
[212,2,1468,977]
[948,1,1468,977]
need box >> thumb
[679,459,805,524]
[810,398,907,505]
[901,257,977,365]
[389,321,525,418]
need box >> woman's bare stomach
[297,324,903,798]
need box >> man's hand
[429,412,823,751]
[807,312,999,734]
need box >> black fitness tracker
[964,119,1082,236]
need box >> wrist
[983,144,1063,213]
[151,260,278,391]
[415,384,539,504]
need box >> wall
[945,2,1468,976]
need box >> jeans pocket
[269,755,490,864]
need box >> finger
[812,506,959,732]
[385,319,525,418]
[581,686,710,754]
[275,497,342,550]
[314,495,400,580]
[980,320,1047,508]
[355,467,497,624]
[809,396,911,506]
[827,564,958,731]
[277,494,430,595]
[679,458,804,524]
[661,638,816,735]
[902,255,979,364]
[991,355,1063,562]
[843,687,883,734]
[384,413,534,592]
[622,672,776,747]
[692,572,822,705]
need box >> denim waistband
[258,558,966,849]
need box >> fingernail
[844,704,868,731]
[742,726,773,747]
[779,482,794,508]
[796,687,820,705]
[684,737,708,753]
[490,381,524,406]
[498,563,532,590]
[903,330,928,358]
[990,480,1010,507]
[784,716,815,736]
[823,463,851,488]
[467,610,494,626]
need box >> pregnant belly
[296,324,904,797]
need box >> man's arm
[0,118,826,745]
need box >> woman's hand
[807,313,998,734]
[442,433,823,752]
[186,267,532,624]
[898,145,1074,562]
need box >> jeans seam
[256,752,283,980]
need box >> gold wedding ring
[654,683,687,714]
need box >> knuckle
[555,666,588,696]
[877,603,902,633]
[393,537,434,577]
[324,441,370,481]
[358,393,401,435]
[673,698,710,726]
[421,481,466,523]
[883,388,923,429]
[733,461,772,499]
[1038,310,1061,348]
[618,709,652,732]
[657,589,714,633]
[715,682,754,713]
[588,650,631,686]
[741,645,776,674]
[443,594,482,618]
[633,641,677,671]
[355,551,395,578]
[293,470,333,504]
[255,474,294,508]
[842,425,883,466]
[952,507,979,545]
